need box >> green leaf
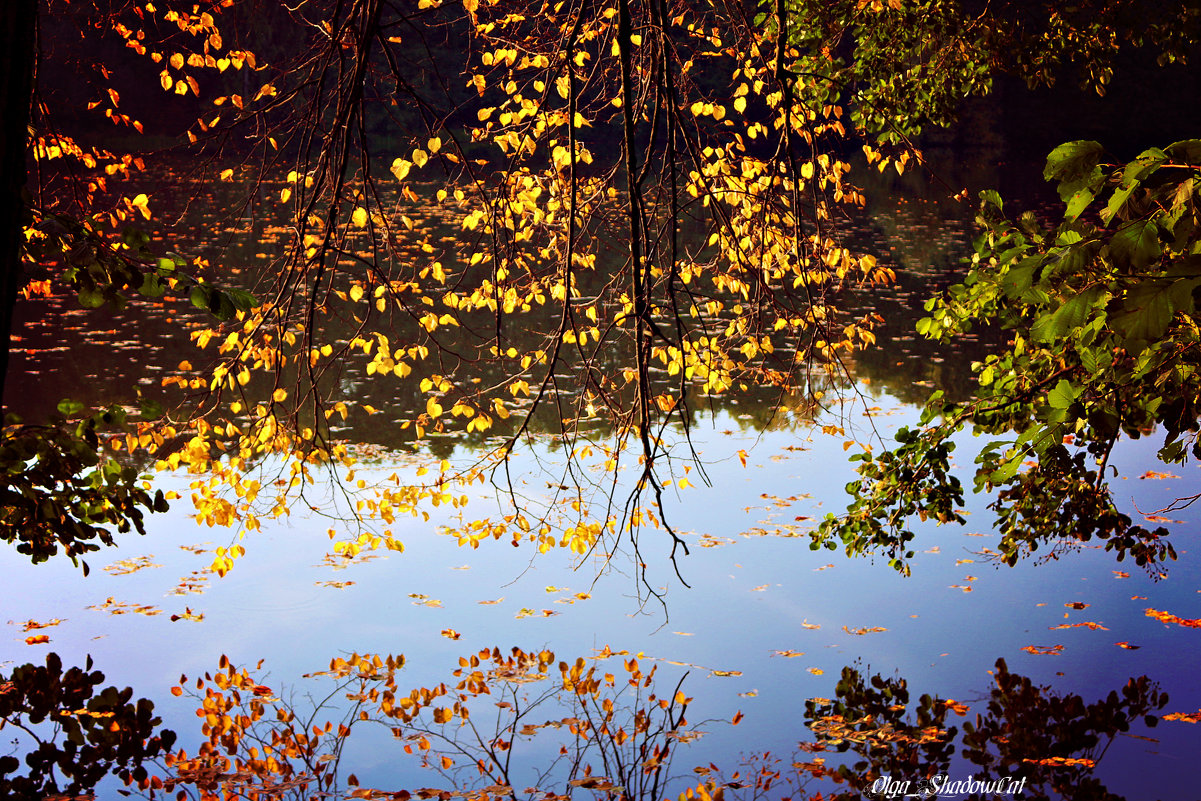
[224,287,260,312]
[138,398,165,420]
[1110,219,1162,270]
[57,399,85,417]
[1109,277,1199,349]
[77,288,105,309]
[1103,181,1139,224]
[1030,286,1104,343]
[190,284,210,311]
[1123,148,1168,184]
[1044,140,1104,183]
[138,272,165,298]
[1064,188,1095,221]
[1047,379,1080,409]
[1165,139,1201,163]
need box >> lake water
[5,159,1201,800]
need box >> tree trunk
[0,0,37,414]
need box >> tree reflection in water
[0,653,175,800]
[0,650,1134,801]
[0,651,1168,800]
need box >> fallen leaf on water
[478,597,504,605]
[169,608,204,622]
[1131,595,1147,600]
[1021,645,1064,655]
[440,629,461,640]
[750,584,769,592]
[1050,621,1108,630]
[24,635,50,645]
[814,564,834,572]
[843,625,887,636]
[19,618,64,632]
[104,555,162,576]
[1065,602,1089,610]
[955,559,974,566]
[807,667,824,676]
[1163,710,1201,723]
[1139,470,1180,480]
[949,584,973,592]
[1115,642,1141,650]
[1145,608,1201,628]
[1113,571,1129,578]
[801,620,821,630]
[773,650,805,658]
[673,631,694,636]
[88,597,162,616]
[923,546,941,554]
[316,580,355,589]
[943,699,970,716]
[1023,757,1094,767]
[711,670,742,677]
[1143,514,1183,524]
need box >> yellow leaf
[170,52,184,70]
[219,168,234,181]
[390,158,411,181]
[349,285,364,302]
[426,397,443,418]
[273,388,288,402]
[352,206,368,227]
[412,149,428,168]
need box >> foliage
[159,646,725,800]
[0,403,169,572]
[773,0,1201,145]
[959,658,1168,801]
[11,0,1201,586]
[0,652,176,799]
[798,659,1166,801]
[803,664,955,797]
[816,140,1201,573]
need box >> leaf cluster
[0,652,176,800]
[0,403,169,572]
[818,139,1201,572]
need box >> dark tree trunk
[0,0,37,414]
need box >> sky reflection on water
[4,393,1200,799]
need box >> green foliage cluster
[25,214,258,321]
[774,0,1200,144]
[817,140,1201,573]
[0,653,176,799]
[0,403,168,572]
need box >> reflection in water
[802,660,1167,801]
[0,650,1158,799]
[0,653,175,799]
